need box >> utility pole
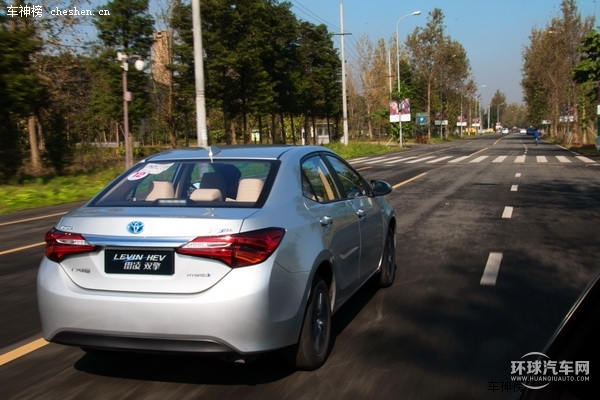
[597,81,600,151]
[395,11,421,147]
[192,0,208,147]
[339,2,349,145]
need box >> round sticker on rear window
[127,170,149,180]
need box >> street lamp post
[460,93,464,137]
[497,102,504,131]
[118,52,145,169]
[478,85,486,134]
[596,81,600,151]
[395,10,421,148]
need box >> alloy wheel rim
[386,234,395,277]
[312,291,328,353]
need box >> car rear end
[37,149,311,357]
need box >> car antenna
[206,146,220,163]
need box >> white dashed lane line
[484,173,520,286]
[481,252,503,286]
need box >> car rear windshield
[90,160,276,208]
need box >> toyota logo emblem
[127,221,145,234]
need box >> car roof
[142,145,335,162]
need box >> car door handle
[320,216,333,227]
[356,209,366,218]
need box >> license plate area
[105,249,174,275]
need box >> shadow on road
[73,280,380,385]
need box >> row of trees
[522,0,598,145]
[346,8,526,142]
[0,0,599,182]
[348,1,598,144]
[0,0,342,182]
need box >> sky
[289,0,599,106]
[36,0,598,106]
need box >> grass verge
[2,137,595,215]
[0,168,123,214]
[0,142,397,214]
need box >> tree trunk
[242,109,248,144]
[224,110,236,145]
[270,113,276,144]
[28,114,41,173]
[290,113,296,145]
[257,114,263,144]
[230,120,237,145]
[427,80,432,138]
[279,112,285,143]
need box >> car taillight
[176,228,285,268]
[45,228,97,262]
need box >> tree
[490,90,507,129]
[405,9,444,138]
[573,29,600,83]
[92,0,155,150]
[355,35,388,140]
[42,108,74,175]
[572,28,600,144]
[169,0,197,145]
[522,0,594,142]
[94,0,155,57]
[405,8,470,138]
[37,51,93,171]
[171,0,340,145]
[0,4,46,181]
[295,22,341,143]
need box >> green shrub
[0,168,122,214]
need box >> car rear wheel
[378,228,396,288]
[286,274,331,371]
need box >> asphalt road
[1,134,598,400]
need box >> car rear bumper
[51,331,233,354]
[37,258,309,355]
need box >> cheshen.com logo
[511,352,590,389]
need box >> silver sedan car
[38,145,396,370]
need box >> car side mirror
[371,180,392,196]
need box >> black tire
[286,275,331,371]
[378,228,396,288]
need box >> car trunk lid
[53,206,258,294]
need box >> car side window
[324,155,368,199]
[301,156,341,202]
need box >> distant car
[526,128,536,135]
[37,145,397,371]
[520,128,527,134]
[502,128,509,135]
